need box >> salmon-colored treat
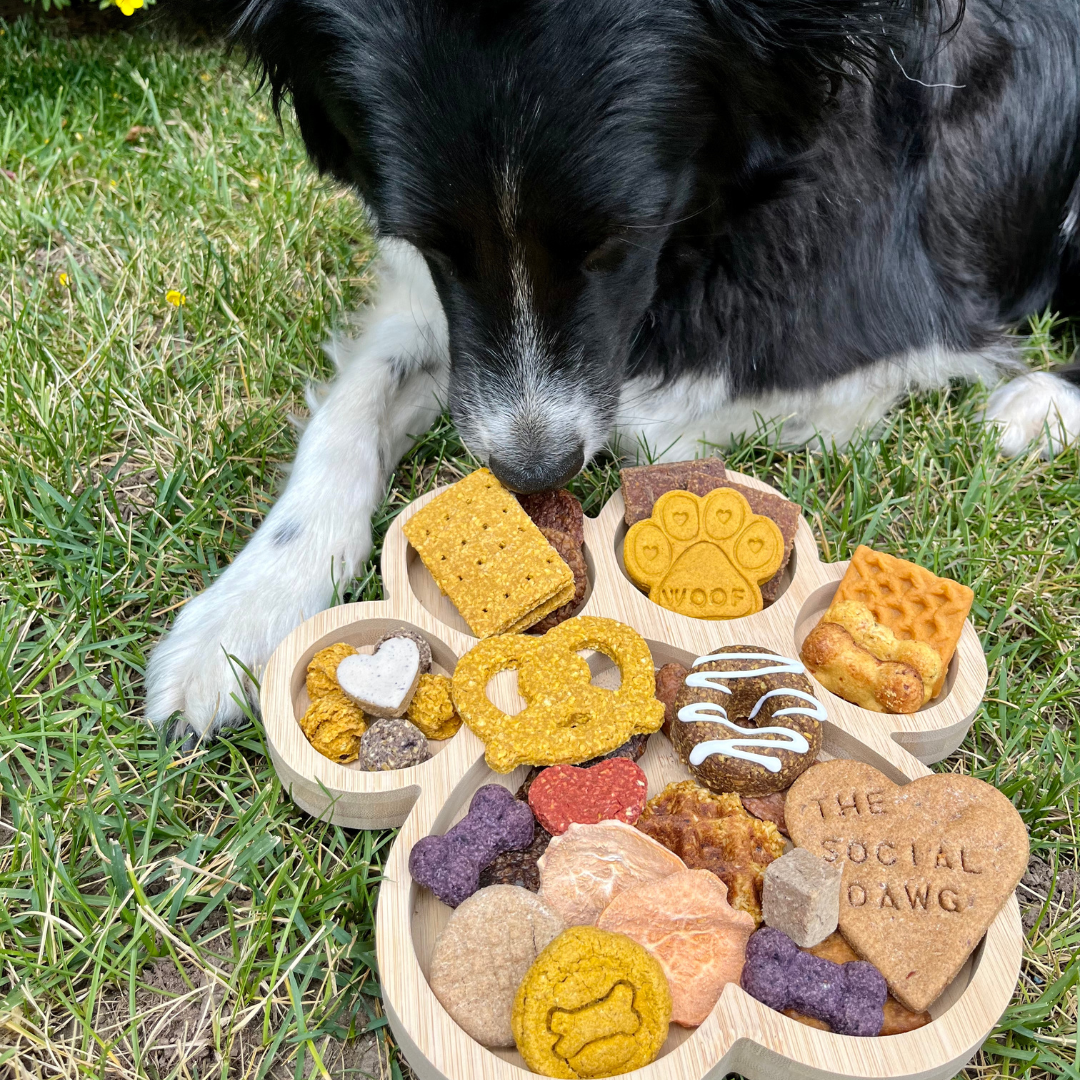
[538,820,686,927]
[597,869,755,1027]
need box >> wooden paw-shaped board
[258,471,1016,1080]
[261,471,988,830]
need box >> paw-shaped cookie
[623,488,784,619]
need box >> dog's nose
[488,443,585,494]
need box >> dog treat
[597,868,755,1027]
[741,926,887,1037]
[762,847,842,947]
[721,482,802,605]
[517,488,585,546]
[512,926,671,1078]
[786,933,932,1035]
[624,488,784,619]
[359,717,430,771]
[832,545,974,697]
[636,780,785,922]
[785,759,1029,1012]
[538,820,687,927]
[336,636,422,718]
[741,792,788,836]
[655,661,689,737]
[300,690,368,763]
[478,825,552,891]
[402,468,576,637]
[409,784,536,907]
[405,673,462,740]
[801,601,943,712]
[429,885,565,1047]
[621,457,728,527]
[300,643,368,762]
[527,527,588,633]
[306,642,358,701]
[586,732,651,765]
[528,759,648,835]
[451,617,664,772]
[374,627,432,674]
[670,646,824,795]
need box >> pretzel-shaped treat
[452,616,664,772]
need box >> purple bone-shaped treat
[740,927,887,1037]
[408,785,535,907]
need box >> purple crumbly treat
[408,785,535,907]
[740,927,887,1037]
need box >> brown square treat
[525,527,588,634]
[721,482,802,604]
[516,489,584,546]
[620,458,728,526]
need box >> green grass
[0,17,1077,1080]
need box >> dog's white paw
[144,573,307,743]
[984,371,1080,458]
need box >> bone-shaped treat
[739,926,887,1037]
[409,785,536,907]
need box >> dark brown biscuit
[621,458,728,526]
[526,528,588,633]
[516,489,585,546]
[655,662,689,738]
[741,792,789,837]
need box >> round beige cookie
[429,885,565,1048]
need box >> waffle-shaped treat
[403,469,575,637]
[635,779,785,922]
[832,546,974,697]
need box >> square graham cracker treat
[832,545,974,696]
[403,469,575,637]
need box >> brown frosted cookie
[671,646,824,795]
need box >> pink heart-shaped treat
[528,758,649,835]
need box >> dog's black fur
[169,0,1080,490]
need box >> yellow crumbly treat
[402,469,575,637]
[306,642,357,700]
[451,616,664,772]
[299,690,367,763]
[832,546,973,697]
[300,644,367,762]
[623,488,784,620]
[512,926,671,1078]
[405,673,462,740]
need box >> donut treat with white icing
[671,647,825,795]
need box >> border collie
[148,0,1080,742]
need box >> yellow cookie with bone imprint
[512,926,671,1079]
[451,616,663,772]
[624,487,784,619]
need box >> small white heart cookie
[336,637,422,718]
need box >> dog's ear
[157,0,363,185]
[697,0,961,169]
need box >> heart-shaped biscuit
[786,760,1028,1012]
[527,759,648,835]
[336,637,422,718]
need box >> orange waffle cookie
[402,469,575,637]
[832,546,973,697]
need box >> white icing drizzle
[677,703,811,772]
[677,651,826,770]
[748,688,828,723]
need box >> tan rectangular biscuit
[403,469,575,637]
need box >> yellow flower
[115,0,144,14]
[165,290,186,308]
[57,272,70,288]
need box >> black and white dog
[148,0,1080,741]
